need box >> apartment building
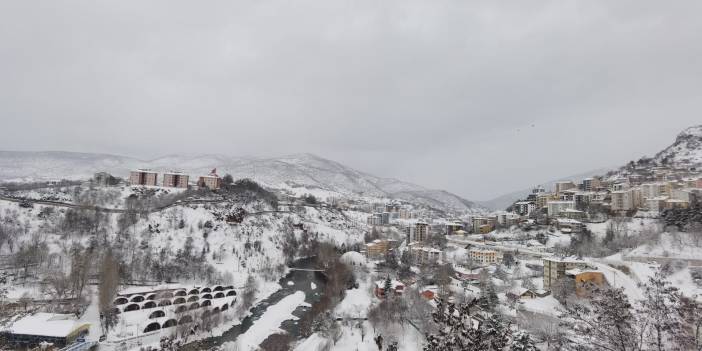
[611,188,642,212]
[543,256,587,291]
[162,172,189,188]
[555,181,576,193]
[469,249,503,265]
[365,240,390,259]
[198,174,222,190]
[471,217,496,234]
[513,201,536,216]
[367,212,390,226]
[546,201,575,217]
[411,221,430,242]
[410,245,443,265]
[582,177,601,192]
[129,169,158,186]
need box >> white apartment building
[546,201,575,217]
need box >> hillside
[653,125,702,167]
[0,151,480,212]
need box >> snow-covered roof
[9,313,88,337]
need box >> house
[555,218,584,233]
[469,249,503,265]
[542,256,587,291]
[129,169,158,186]
[420,289,436,300]
[6,313,90,348]
[566,268,606,297]
[374,279,405,298]
[198,169,222,190]
[162,171,189,188]
[506,287,536,300]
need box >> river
[183,257,327,350]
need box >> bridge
[60,341,97,351]
[288,268,325,272]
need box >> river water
[183,258,327,350]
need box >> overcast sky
[1,1,701,200]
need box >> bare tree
[99,249,120,335]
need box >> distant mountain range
[480,124,702,210]
[0,151,481,213]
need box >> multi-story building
[367,212,390,226]
[547,201,575,217]
[555,181,576,193]
[198,174,222,190]
[162,172,189,188]
[471,217,495,234]
[129,169,158,186]
[543,256,587,291]
[536,193,558,210]
[611,188,642,212]
[365,240,390,259]
[411,221,430,242]
[410,245,443,265]
[513,201,536,216]
[582,177,601,192]
[469,249,503,265]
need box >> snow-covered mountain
[0,151,480,212]
[653,125,702,167]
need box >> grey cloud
[1,0,701,199]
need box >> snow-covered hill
[653,125,702,167]
[0,151,481,212]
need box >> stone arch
[174,297,186,305]
[175,305,187,313]
[174,290,187,297]
[201,300,212,307]
[146,293,157,300]
[213,307,220,313]
[213,285,224,292]
[221,304,229,311]
[162,319,177,328]
[201,287,212,293]
[144,322,161,333]
[189,302,200,310]
[187,295,199,302]
[124,303,140,312]
[113,297,128,305]
[149,310,166,319]
[130,295,145,303]
[226,290,236,297]
[188,289,199,295]
[201,294,213,300]
[143,301,157,309]
[158,299,172,307]
[214,292,225,299]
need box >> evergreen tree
[638,269,681,351]
[561,286,643,351]
[510,330,538,351]
[383,276,392,298]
